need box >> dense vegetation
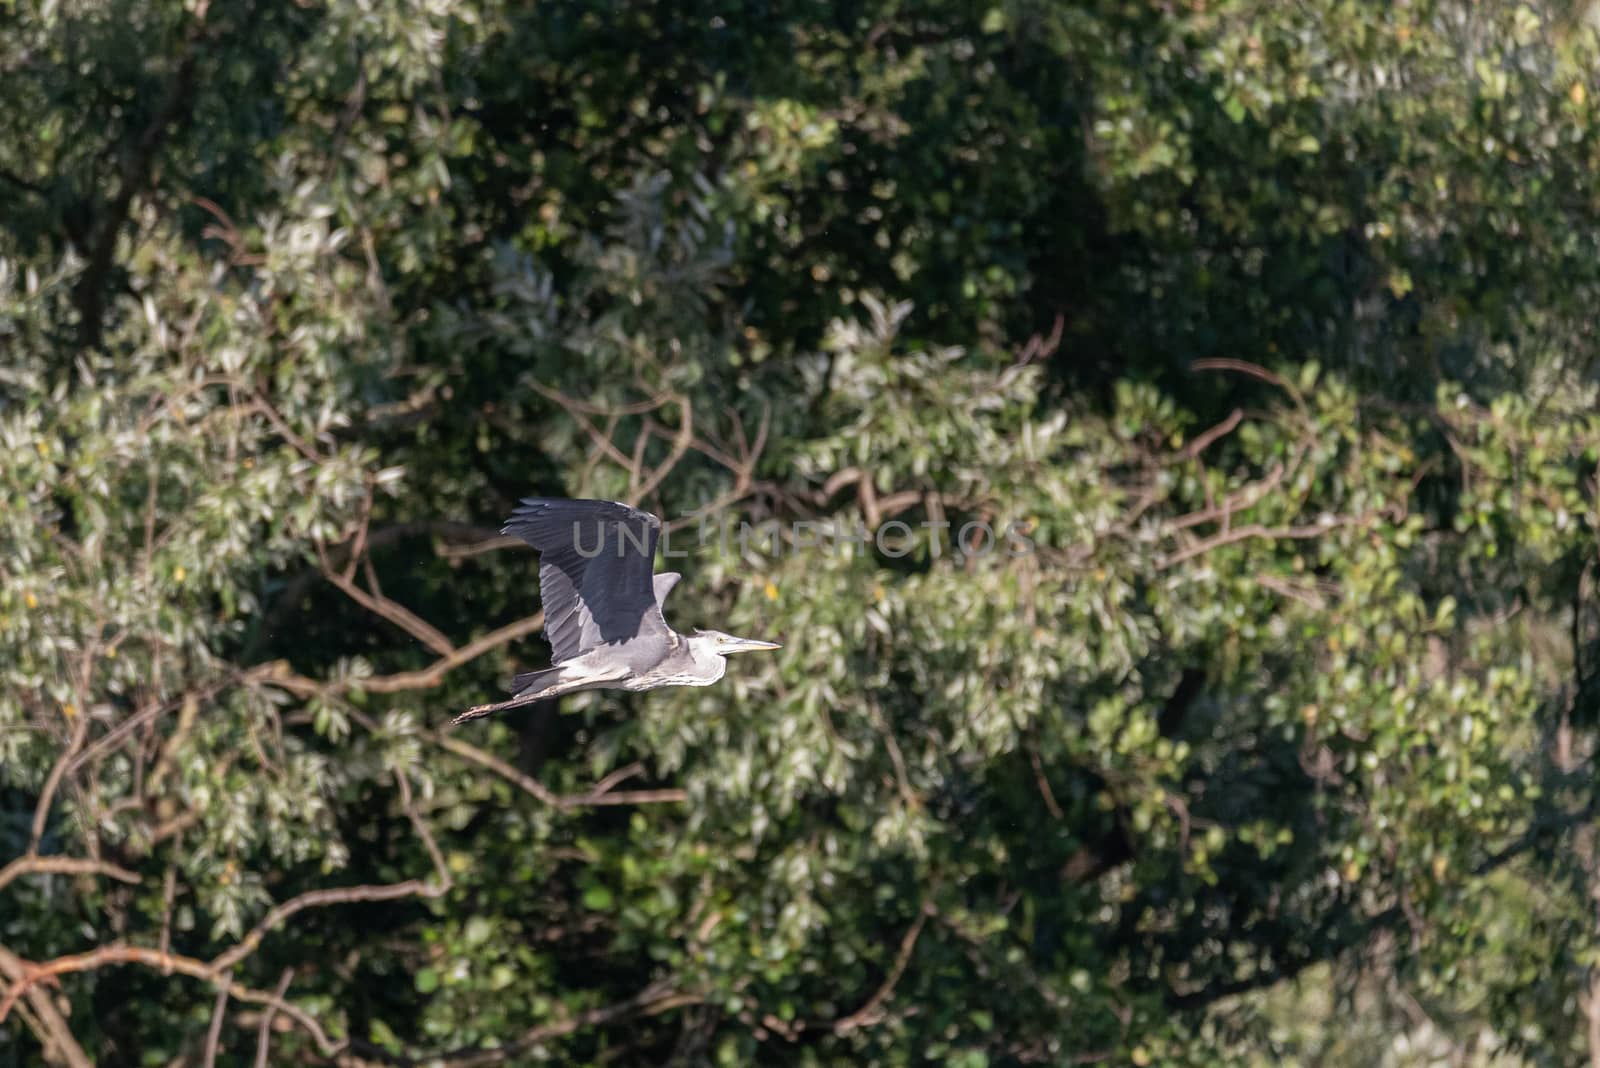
[4,0,1600,1064]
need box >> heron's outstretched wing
[502,498,668,661]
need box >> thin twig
[1159,514,1381,570]
[1190,357,1292,392]
[1177,408,1243,460]
[203,973,231,1067]
[254,968,295,1068]
[585,762,645,797]
[319,554,455,657]
[528,381,676,418]
[365,980,702,1067]
[427,732,688,810]
[362,613,543,694]
[395,769,451,891]
[159,860,179,957]
[1026,742,1065,821]
[1167,461,1289,533]
[246,390,323,463]
[342,485,376,583]
[29,711,89,852]
[633,399,693,502]
[435,534,522,560]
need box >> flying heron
[452,498,781,725]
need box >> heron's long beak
[721,636,782,654]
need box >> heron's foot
[449,701,505,727]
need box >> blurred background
[3,0,1600,1064]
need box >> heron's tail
[508,667,560,694]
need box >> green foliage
[4,1,1600,1066]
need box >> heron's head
[690,628,782,656]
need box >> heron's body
[453,498,779,725]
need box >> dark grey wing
[502,498,666,661]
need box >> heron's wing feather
[502,498,665,660]
[652,571,681,606]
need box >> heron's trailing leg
[451,668,570,725]
[450,660,628,726]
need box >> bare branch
[195,768,452,980]
[203,973,231,1067]
[159,861,179,957]
[435,534,522,560]
[69,666,284,776]
[427,731,688,810]
[570,787,690,807]
[1177,408,1243,460]
[1026,741,1065,822]
[583,762,643,797]
[832,899,933,1034]
[528,382,645,473]
[633,398,693,503]
[1255,572,1329,610]
[342,485,376,583]
[29,710,89,852]
[1190,357,1293,393]
[0,945,92,1068]
[319,555,455,657]
[395,769,451,891]
[0,945,340,1055]
[245,389,324,463]
[360,980,703,1067]
[209,877,446,976]
[1159,513,1382,570]
[258,612,548,700]
[529,381,676,418]
[1166,461,1289,533]
[361,612,545,695]
[254,968,296,1068]
[0,855,140,894]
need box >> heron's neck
[688,640,728,683]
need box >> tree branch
[28,711,89,852]
[0,945,92,1068]
[1159,514,1382,570]
[428,731,688,809]
[350,980,703,1067]
[254,968,296,1068]
[0,854,141,894]
[319,557,455,657]
[832,899,932,1034]
[207,878,446,976]
[0,945,339,1054]
[203,972,231,1067]
[257,611,546,700]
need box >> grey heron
[452,498,781,725]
